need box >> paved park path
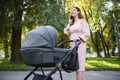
[0,71,120,80]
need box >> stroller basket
[20,47,73,67]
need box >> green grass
[85,57,120,68]
[0,57,120,69]
[0,58,32,69]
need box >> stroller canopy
[22,26,58,48]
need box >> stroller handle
[57,39,81,48]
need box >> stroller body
[20,26,81,80]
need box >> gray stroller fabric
[22,26,58,48]
[20,25,73,67]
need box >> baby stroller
[20,26,81,80]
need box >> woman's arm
[64,24,71,34]
[79,19,90,42]
[64,18,72,34]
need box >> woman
[64,7,90,80]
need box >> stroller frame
[23,40,81,80]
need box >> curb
[0,68,120,71]
[86,68,120,71]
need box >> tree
[81,0,119,57]
[0,0,13,58]
[11,0,66,62]
[10,0,24,63]
[112,0,120,58]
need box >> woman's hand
[73,37,85,42]
[66,27,70,32]
[73,38,80,42]
[68,19,72,25]
[68,15,73,24]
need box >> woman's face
[71,8,79,17]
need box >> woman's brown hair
[70,7,84,26]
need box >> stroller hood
[22,26,58,48]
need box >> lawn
[85,57,120,68]
[0,57,120,69]
[0,58,31,69]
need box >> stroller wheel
[33,73,53,80]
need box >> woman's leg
[76,71,84,80]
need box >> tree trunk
[10,27,22,63]
[111,44,116,56]
[4,32,9,58]
[95,31,101,57]
[10,0,23,63]
[99,31,107,56]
